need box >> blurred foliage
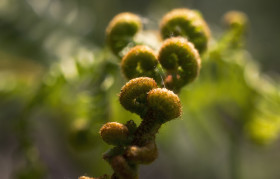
[1,0,280,179]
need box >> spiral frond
[160,8,210,53]
[223,11,248,30]
[158,37,201,91]
[147,88,182,122]
[106,12,142,57]
[99,122,129,146]
[119,77,157,116]
[121,45,158,79]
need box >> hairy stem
[133,111,162,147]
[110,155,138,179]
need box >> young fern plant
[106,12,142,58]
[80,8,210,179]
[101,78,181,179]
[160,8,210,54]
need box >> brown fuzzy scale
[126,140,158,164]
[121,45,158,79]
[100,122,129,146]
[79,175,109,179]
[119,77,157,116]
[132,110,162,147]
[79,177,94,179]
[110,155,138,179]
[160,8,210,53]
[127,88,181,165]
[158,37,201,91]
[147,88,182,123]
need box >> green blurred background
[1,0,280,179]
